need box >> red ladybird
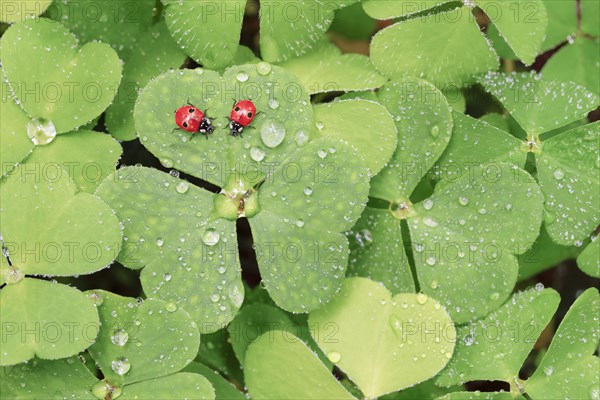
[229,100,257,137]
[174,102,214,138]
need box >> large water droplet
[416,293,428,304]
[327,351,341,363]
[256,62,272,75]
[260,119,286,148]
[165,302,178,312]
[553,169,565,180]
[111,357,131,375]
[111,329,129,347]
[423,199,434,210]
[176,181,189,194]
[423,217,439,228]
[268,99,280,109]
[202,229,220,246]
[27,117,56,145]
[236,71,249,82]
[250,146,266,162]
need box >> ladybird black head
[189,108,195,113]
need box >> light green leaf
[309,277,455,398]
[476,0,547,65]
[24,131,122,193]
[370,78,453,202]
[245,332,355,400]
[536,122,599,245]
[347,207,415,294]
[0,358,97,399]
[96,166,243,333]
[486,23,518,61]
[0,68,34,174]
[121,373,215,400]
[581,0,600,36]
[330,2,377,40]
[134,65,313,187]
[0,279,99,365]
[0,0,52,23]
[163,0,245,69]
[105,21,187,141]
[437,287,560,387]
[409,164,543,323]
[436,112,526,169]
[525,288,599,400]
[0,164,122,277]
[249,138,369,312]
[86,290,200,385]
[540,0,576,50]
[184,362,246,400]
[278,40,387,95]
[437,392,523,400]
[542,38,600,97]
[477,72,599,135]
[259,0,356,63]
[442,87,467,113]
[362,0,454,19]
[577,238,600,278]
[313,99,397,175]
[371,9,499,85]
[1,18,122,133]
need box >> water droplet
[176,181,189,194]
[210,293,220,303]
[535,282,544,291]
[156,238,164,247]
[429,280,439,289]
[416,293,428,304]
[111,357,131,375]
[250,146,266,162]
[195,68,204,75]
[327,351,341,363]
[490,292,500,300]
[458,196,470,206]
[544,366,554,376]
[164,273,172,282]
[553,169,565,180]
[88,291,103,305]
[425,256,437,266]
[27,117,56,145]
[111,329,129,347]
[295,220,305,228]
[317,150,327,159]
[268,99,280,109]
[478,208,488,215]
[423,199,434,210]
[430,125,440,137]
[161,158,174,168]
[304,187,313,196]
[295,129,310,146]
[202,229,220,246]
[589,385,599,400]
[260,119,286,148]
[423,217,439,228]
[4,268,24,284]
[463,335,474,346]
[355,229,373,247]
[236,71,249,82]
[316,121,325,130]
[165,302,178,312]
[256,62,272,75]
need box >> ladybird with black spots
[174,102,214,139]
[229,100,258,137]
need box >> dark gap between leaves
[236,217,261,288]
[400,219,420,293]
[55,263,143,299]
[465,380,510,392]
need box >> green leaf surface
[0,0,52,22]
[309,277,456,398]
[86,290,200,385]
[442,87,467,113]
[436,112,526,169]
[0,164,122,277]
[362,0,454,19]
[330,2,376,40]
[540,0,576,50]
[249,138,369,312]
[370,78,453,202]
[347,207,415,294]
[24,131,122,193]
[278,40,387,95]
[184,362,246,400]
[0,279,99,365]
[478,72,599,135]
[245,332,355,400]
[486,23,518,61]
[476,0,547,65]
[542,38,600,97]
[437,288,560,387]
[96,166,243,332]
[195,330,244,383]
[370,9,499,85]
[0,69,34,174]
[1,18,122,133]
[409,164,544,323]
[525,288,599,400]
[105,21,187,141]
[437,392,522,400]
[313,99,397,175]
[581,0,600,36]
[0,358,97,399]
[536,122,599,245]
[121,373,215,400]
[577,238,600,278]
[163,0,245,69]
[134,65,313,187]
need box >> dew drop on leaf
[165,302,178,312]
[236,71,249,82]
[260,119,286,148]
[164,273,172,282]
[268,99,280,109]
[88,291,104,305]
[317,149,328,159]
[423,199,434,210]
[27,117,56,145]
[175,181,189,194]
[256,62,272,75]
[202,228,220,246]
[327,351,342,363]
[111,329,129,347]
[553,169,565,180]
[304,187,313,196]
[458,196,470,206]
[416,293,428,304]
[111,357,131,375]
[156,238,164,247]
[295,129,310,146]
[250,146,266,162]
[430,125,440,138]
[210,293,220,303]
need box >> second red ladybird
[174,103,214,138]
[229,100,257,137]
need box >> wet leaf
[577,238,600,278]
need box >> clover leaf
[1,18,122,134]
[577,236,600,278]
[0,0,52,23]
[362,0,455,19]
[309,277,456,398]
[184,362,246,400]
